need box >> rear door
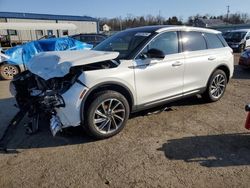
[182,31,228,94]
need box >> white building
[102,24,111,32]
[0,12,99,47]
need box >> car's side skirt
[132,87,206,113]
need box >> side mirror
[146,49,165,59]
[246,36,250,40]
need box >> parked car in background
[245,104,250,130]
[0,37,93,80]
[224,29,250,52]
[71,33,107,47]
[222,31,231,40]
[10,26,234,139]
[239,49,250,69]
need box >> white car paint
[23,26,234,128]
[27,50,119,80]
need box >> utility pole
[226,5,230,23]
[159,10,163,25]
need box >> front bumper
[55,82,88,128]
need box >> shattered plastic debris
[50,115,62,137]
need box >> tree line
[99,13,250,31]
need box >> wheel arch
[81,81,135,122]
[207,64,230,86]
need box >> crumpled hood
[27,50,119,80]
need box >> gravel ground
[0,54,250,188]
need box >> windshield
[93,30,153,59]
[227,32,247,42]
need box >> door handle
[172,61,183,67]
[208,56,216,61]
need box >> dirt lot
[0,54,250,188]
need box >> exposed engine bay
[10,60,119,135]
[0,50,120,151]
[0,61,118,152]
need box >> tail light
[245,104,250,130]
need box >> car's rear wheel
[85,91,130,139]
[203,69,228,102]
[0,64,19,80]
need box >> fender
[80,81,136,123]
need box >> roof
[124,25,169,33]
[156,26,220,34]
[0,12,97,22]
[122,25,220,34]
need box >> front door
[134,31,185,106]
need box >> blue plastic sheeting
[5,37,93,66]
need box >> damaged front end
[0,50,120,151]
[9,68,83,136]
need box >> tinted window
[94,30,153,59]
[96,36,106,42]
[81,36,95,42]
[226,32,246,42]
[73,35,81,41]
[147,32,179,55]
[204,33,224,49]
[217,34,228,47]
[182,31,207,51]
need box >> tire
[203,69,228,102]
[0,64,19,80]
[84,90,130,139]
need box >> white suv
[10,26,234,139]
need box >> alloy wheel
[210,74,226,99]
[2,65,18,79]
[93,98,126,134]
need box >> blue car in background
[0,37,93,80]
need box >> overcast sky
[0,0,249,20]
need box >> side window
[217,34,228,47]
[62,30,69,36]
[73,36,81,41]
[246,32,250,40]
[47,30,53,36]
[182,31,207,52]
[147,31,179,55]
[8,30,17,36]
[204,33,224,49]
[96,36,105,42]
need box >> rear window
[182,31,207,52]
[204,33,224,49]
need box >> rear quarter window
[217,34,228,47]
[204,33,225,49]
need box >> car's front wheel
[85,91,130,139]
[203,69,228,102]
[0,64,19,80]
